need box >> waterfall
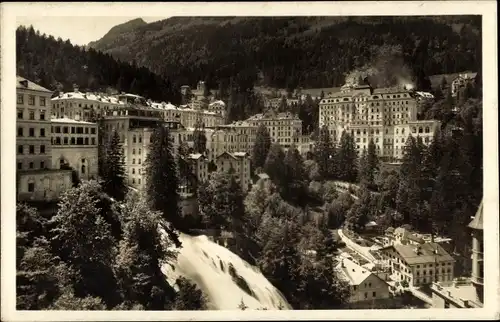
[161,232,292,310]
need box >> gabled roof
[335,257,373,286]
[188,153,204,160]
[468,199,483,230]
[17,76,52,93]
[381,243,454,265]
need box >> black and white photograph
[1,1,498,321]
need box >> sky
[16,16,168,46]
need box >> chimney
[73,84,79,92]
[20,79,29,88]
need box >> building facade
[246,111,303,150]
[319,84,441,161]
[336,258,391,303]
[215,152,252,193]
[50,118,99,180]
[16,76,73,201]
[379,243,455,287]
[451,72,477,97]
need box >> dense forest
[89,16,482,91]
[16,26,181,104]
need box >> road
[337,229,377,263]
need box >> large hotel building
[319,84,440,161]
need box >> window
[81,165,86,174]
[40,128,45,137]
[29,145,35,154]
[138,148,141,154]
[64,137,69,144]
[132,159,135,164]
[40,161,45,169]
[372,291,376,297]
[133,135,137,143]
[132,168,135,174]
[17,127,23,136]
[18,145,23,154]
[29,128,35,137]
[139,135,142,143]
[91,128,96,134]
[364,292,368,299]
[29,162,34,169]
[63,126,69,134]
[40,145,45,154]
[132,149,136,155]
[40,97,46,107]
[17,162,22,170]
[28,95,35,105]
[28,182,35,192]
[17,109,23,119]
[29,110,35,120]
[17,94,24,104]
[84,138,89,145]
[91,138,96,145]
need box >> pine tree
[263,143,286,187]
[114,192,178,309]
[336,130,358,182]
[102,130,127,201]
[282,145,308,206]
[144,125,182,231]
[313,125,336,180]
[358,147,368,185]
[365,138,379,189]
[49,180,119,307]
[252,124,272,170]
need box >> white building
[215,152,252,193]
[246,111,302,150]
[335,257,391,303]
[319,84,441,161]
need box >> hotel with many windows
[319,84,440,161]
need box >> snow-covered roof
[335,257,372,285]
[416,91,435,98]
[209,100,226,106]
[188,153,204,160]
[17,76,52,93]
[233,152,249,158]
[52,91,125,105]
[50,117,96,125]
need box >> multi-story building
[209,121,257,161]
[246,111,302,150]
[430,200,484,308]
[208,100,226,118]
[378,242,455,287]
[451,72,477,97]
[51,87,125,121]
[188,153,209,184]
[215,152,252,193]
[50,118,99,180]
[335,257,391,303]
[16,76,73,201]
[149,101,224,128]
[319,84,441,160]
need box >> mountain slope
[87,18,147,50]
[16,25,181,104]
[88,16,482,90]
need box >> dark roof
[386,243,455,265]
[16,76,52,93]
[468,199,483,230]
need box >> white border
[1,1,498,321]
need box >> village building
[378,242,455,287]
[215,152,252,193]
[319,83,441,161]
[335,257,391,303]
[16,76,73,201]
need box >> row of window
[52,125,97,135]
[17,160,46,170]
[17,127,47,137]
[17,109,46,120]
[18,144,46,154]
[17,94,46,106]
[52,136,96,146]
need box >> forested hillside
[16,26,181,104]
[88,16,482,91]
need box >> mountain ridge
[88,16,481,90]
